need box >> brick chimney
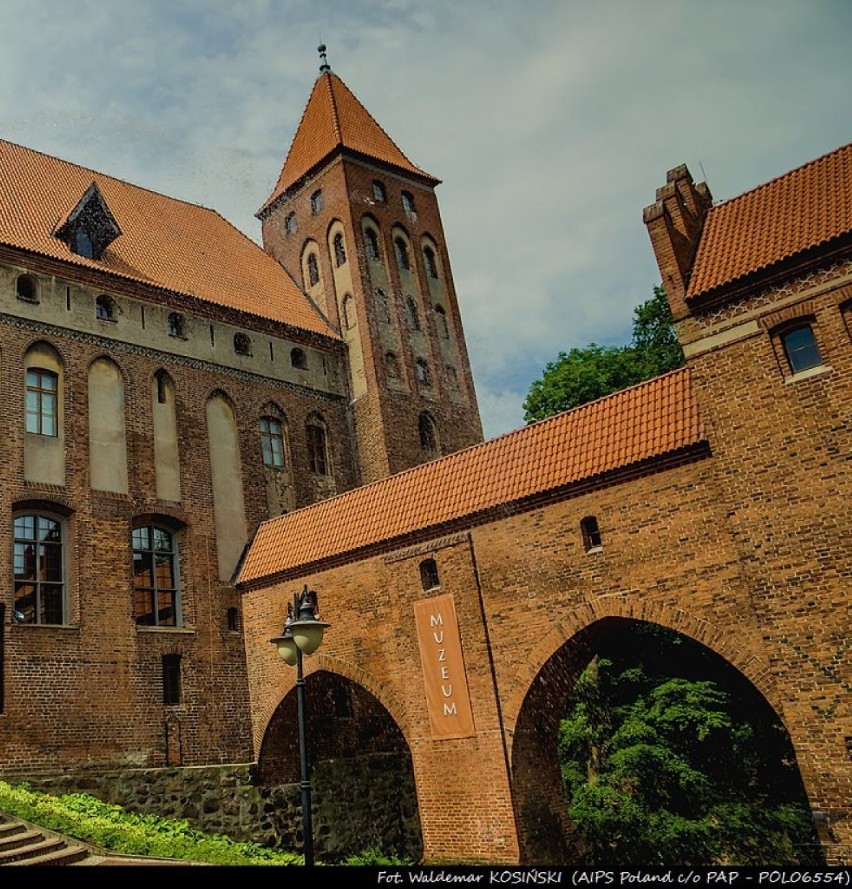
[643,165,713,321]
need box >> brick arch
[500,597,781,733]
[252,650,410,756]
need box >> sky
[1,0,850,440]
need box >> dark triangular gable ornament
[54,182,122,260]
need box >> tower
[257,49,483,484]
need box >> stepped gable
[238,366,705,585]
[258,70,438,216]
[0,138,337,339]
[687,142,852,299]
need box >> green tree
[523,286,684,423]
[558,625,821,866]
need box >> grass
[0,781,411,866]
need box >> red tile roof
[237,367,705,586]
[688,142,852,298]
[258,71,438,215]
[0,139,337,339]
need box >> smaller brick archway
[508,614,817,865]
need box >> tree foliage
[523,286,684,423]
[558,625,821,866]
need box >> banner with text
[414,593,476,740]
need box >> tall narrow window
[424,247,438,279]
[227,607,239,632]
[395,237,411,270]
[420,557,440,590]
[419,412,438,456]
[260,416,286,467]
[306,416,329,475]
[375,288,391,323]
[365,228,380,261]
[434,304,449,339]
[406,297,421,331]
[26,369,58,436]
[580,516,603,552]
[95,294,116,321]
[307,253,320,287]
[133,524,180,627]
[373,180,386,203]
[285,212,298,235]
[162,654,182,705]
[310,190,323,215]
[385,352,401,379]
[13,512,65,625]
[416,358,430,387]
[402,191,416,215]
[781,324,823,374]
[333,233,347,267]
[342,294,356,330]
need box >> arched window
[424,246,438,279]
[406,297,421,331]
[132,523,181,626]
[95,294,116,321]
[306,415,329,475]
[234,333,252,356]
[419,557,440,590]
[285,212,298,235]
[581,516,603,552]
[260,416,286,467]
[402,191,416,215]
[375,288,391,323]
[307,253,320,287]
[416,358,430,387]
[16,274,37,302]
[333,232,347,267]
[385,352,401,379]
[395,237,411,270]
[13,511,65,624]
[310,189,323,215]
[434,304,449,339]
[291,347,308,369]
[365,228,380,261]
[26,368,58,436]
[167,312,185,338]
[780,324,823,374]
[419,412,438,456]
[373,180,387,203]
[342,294,356,330]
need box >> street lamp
[270,585,330,866]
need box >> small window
[333,232,347,267]
[395,237,411,270]
[260,416,286,468]
[373,181,386,203]
[420,558,439,590]
[162,654,182,705]
[310,190,323,215]
[419,412,438,456]
[227,607,239,632]
[154,370,169,405]
[385,352,401,379]
[307,253,320,287]
[26,368,58,436]
[402,191,416,215]
[291,347,308,370]
[445,364,459,389]
[781,324,823,374]
[285,212,298,235]
[375,288,391,323]
[95,294,116,321]
[13,512,65,625]
[406,297,421,331]
[234,333,252,356]
[167,312,185,338]
[416,358,430,387]
[365,228,380,261]
[306,416,329,475]
[16,275,37,303]
[580,516,602,552]
[342,294,356,330]
[434,304,449,339]
[133,524,180,627]
[424,247,438,279]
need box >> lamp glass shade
[292,621,327,655]
[273,635,298,665]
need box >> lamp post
[270,585,330,866]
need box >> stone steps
[0,814,92,866]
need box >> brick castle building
[0,55,849,864]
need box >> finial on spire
[318,44,331,73]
